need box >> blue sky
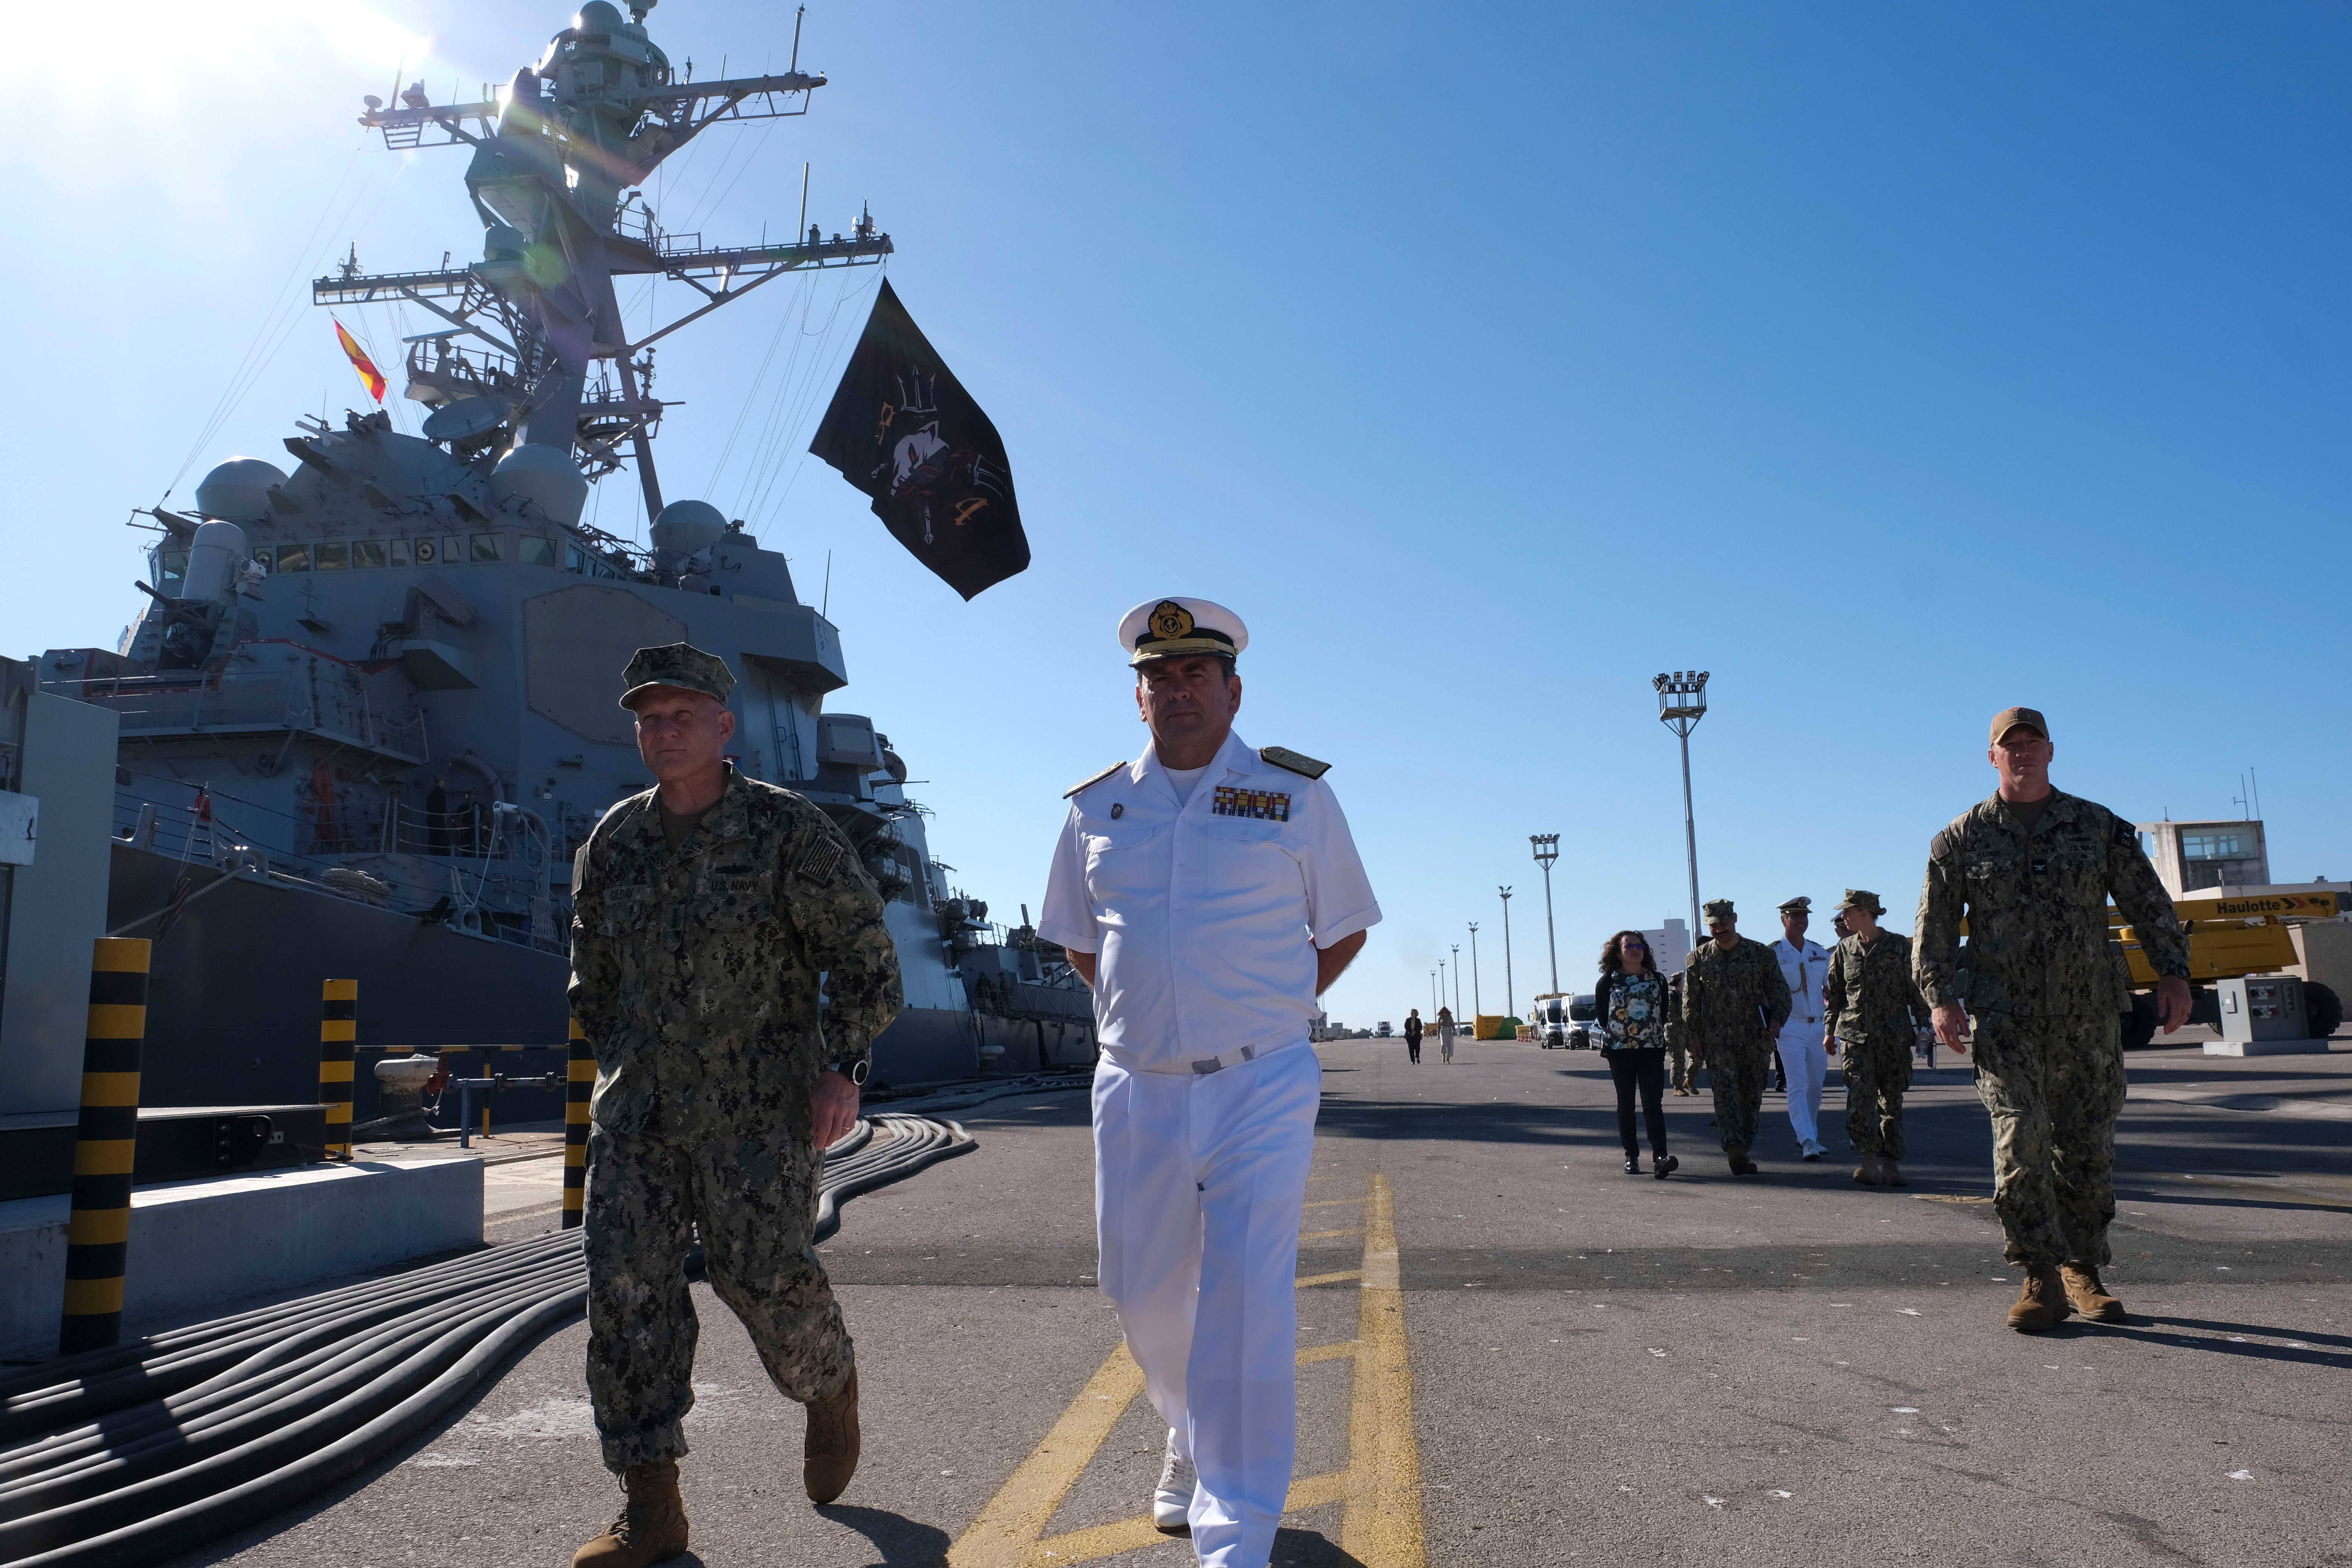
[6,2,2346,1027]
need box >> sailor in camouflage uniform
[1681,898,1791,1174]
[1664,969,1693,1095]
[1820,889,1931,1189]
[568,643,904,1567]
[1914,706,2190,1334]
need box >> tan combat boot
[1852,1155,1884,1186]
[1726,1144,1758,1176]
[573,1459,688,1568]
[2061,1262,2126,1323]
[1878,1158,1906,1188]
[804,1365,861,1503]
[2005,1266,2073,1334]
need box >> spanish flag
[333,318,387,404]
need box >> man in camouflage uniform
[1682,898,1791,1174]
[1820,889,1931,1189]
[1664,969,1693,1095]
[568,643,903,1566]
[1915,706,2190,1334]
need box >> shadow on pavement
[2069,1318,2352,1368]
[811,1503,952,1564]
[1269,1526,1369,1566]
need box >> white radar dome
[650,499,727,560]
[490,444,590,527]
[194,458,289,523]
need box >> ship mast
[312,0,890,518]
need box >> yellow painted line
[944,1343,1147,1567]
[1294,1269,1364,1288]
[1343,1172,1424,1566]
[1035,1471,1352,1565]
[1299,1340,1357,1366]
[1299,1227,1365,1242]
[1303,1196,1366,1210]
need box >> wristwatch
[827,1058,870,1087]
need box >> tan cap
[1989,706,2049,746]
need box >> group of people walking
[1614,889,1928,1185]
[1400,1005,1455,1063]
[1583,705,2194,1339]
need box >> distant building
[1643,917,1691,974]
[2139,819,2270,898]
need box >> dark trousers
[1606,1047,1669,1158]
[1406,1035,1421,1063]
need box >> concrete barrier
[1,1155,483,1360]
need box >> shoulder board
[1260,746,1331,779]
[1063,761,1127,799]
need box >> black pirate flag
[808,279,1030,600]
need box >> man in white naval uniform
[1040,596,1378,1568]
[1772,895,1833,1161]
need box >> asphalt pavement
[170,1036,2352,1568]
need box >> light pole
[1429,969,1438,1016]
[1450,945,1461,1018]
[1437,960,1447,1018]
[1530,834,1560,998]
[1467,923,1482,1018]
[1498,887,1516,1017]
[1652,671,1710,942]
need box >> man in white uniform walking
[1771,895,1833,1161]
[1040,597,1380,1568]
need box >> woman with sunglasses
[1594,930,1678,1178]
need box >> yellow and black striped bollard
[563,1019,593,1229]
[320,979,357,1159]
[59,938,152,1355]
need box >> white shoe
[1153,1429,1194,1535]
[1801,1138,1824,1161]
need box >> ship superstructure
[34,2,1090,1112]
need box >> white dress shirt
[1038,729,1381,1072]
[1773,937,1831,1029]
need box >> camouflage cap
[1989,706,2049,746]
[1703,898,1736,923]
[1838,888,1885,915]
[619,642,737,710]
[1777,895,1812,914]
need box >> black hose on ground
[0,1115,973,1568]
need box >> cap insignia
[1148,600,1195,642]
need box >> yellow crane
[2111,891,2341,1046]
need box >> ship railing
[56,672,427,766]
[110,780,566,954]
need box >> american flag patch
[1213,786,1290,822]
[798,837,847,886]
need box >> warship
[32,0,1091,1122]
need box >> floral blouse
[1603,972,1666,1052]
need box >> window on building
[276,543,311,573]
[470,532,505,563]
[387,537,413,568]
[564,543,588,574]
[352,539,387,569]
[2183,832,2245,861]
[315,542,349,571]
[156,549,187,590]
[517,535,558,567]
[443,535,466,565]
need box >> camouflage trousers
[1841,1040,1913,1159]
[1700,1035,1772,1152]
[585,1121,853,1473]
[1968,1012,2128,1269]
[1667,1036,1691,1092]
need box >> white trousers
[1093,1043,1321,1568]
[1777,1027,1827,1145]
